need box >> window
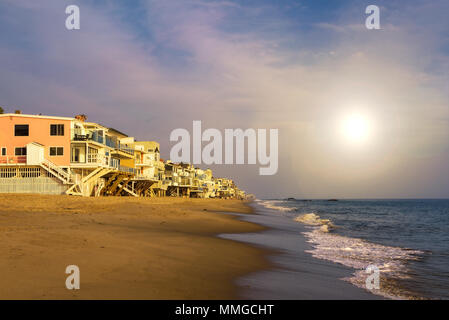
[14,124,29,136]
[50,147,64,156]
[15,147,27,156]
[1,147,6,156]
[50,124,64,136]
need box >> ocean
[221,199,449,299]
[249,199,449,299]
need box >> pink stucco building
[0,114,73,167]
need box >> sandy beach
[0,194,269,299]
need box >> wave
[256,200,297,212]
[294,213,334,232]
[294,213,424,299]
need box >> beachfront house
[191,168,215,198]
[0,112,246,199]
[129,141,166,197]
[66,117,136,197]
[0,113,73,194]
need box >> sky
[0,0,448,199]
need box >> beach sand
[0,194,268,299]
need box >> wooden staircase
[66,167,112,196]
[117,183,138,197]
[40,159,72,184]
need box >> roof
[77,121,109,130]
[0,113,74,121]
[27,141,44,147]
[107,127,129,138]
[132,141,160,150]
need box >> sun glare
[340,114,372,145]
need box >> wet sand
[223,202,381,299]
[0,194,269,299]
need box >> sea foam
[294,213,334,232]
[257,200,297,212]
[294,212,424,299]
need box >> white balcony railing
[0,156,27,165]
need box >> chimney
[75,114,87,122]
[14,110,22,114]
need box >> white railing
[41,159,71,184]
[135,160,155,167]
[0,156,27,165]
[134,174,158,180]
[87,153,111,166]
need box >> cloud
[0,0,448,198]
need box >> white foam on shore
[295,213,424,299]
[257,200,297,212]
[294,213,334,232]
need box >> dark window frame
[49,146,64,156]
[1,147,6,156]
[50,124,65,136]
[15,147,27,156]
[14,124,29,136]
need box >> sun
[340,114,372,145]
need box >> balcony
[105,137,133,155]
[0,156,27,165]
[118,165,136,175]
[87,153,108,166]
[118,145,134,155]
[108,158,135,174]
[134,174,158,181]
[73,132,105,144]
[135,159,154,167]
[90,132,104,144]
[105,136,117,149]
[73,133,133,156]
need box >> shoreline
[250,199,447,300]
[223,201,382,299]
[0,194,270,299]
